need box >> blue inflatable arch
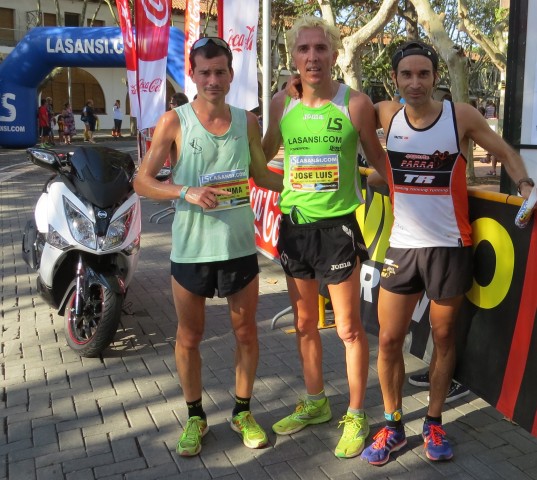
[0,26,185,149]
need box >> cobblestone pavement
[1,138,536,479]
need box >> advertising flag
[222,0,259,111]
[134,0,171,130]
[184,0,201,100]
[115,0,140,122]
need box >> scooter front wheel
[64,282,123,357]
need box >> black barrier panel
[357,175,537,437]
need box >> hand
[183,186,232,209]
[286,74,302,99]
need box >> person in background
[134,37,283,457]
[112,99,123,139]
[62,102,76,145]
[45,97,56,145]
[38,98,52,148]
[84,99,97,144]
[56,113,64,145]
[169,92,189,110]
[262,16,387,459]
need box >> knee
[432,326,455,348]
[176,328,203,350]
[378,331,404,355]
[295,315,319,337]
[234,321,258,345]
[336,323,365,344]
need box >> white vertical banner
[184,0,201,100]
[222,0,259,111]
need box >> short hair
[189,37,233,71]
[287,15,342,54]
[170,92,189,107]
[392,40,439,72]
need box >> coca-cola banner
[249,161,282,261]
[134,0,170,130]
[115,0,140,121]
[184,0,200,100]
[223,0,259,111]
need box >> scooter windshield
[69,146,135,208]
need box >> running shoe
[423,420,453,461]
[360,426,407,466]
[334,412,370,458]
[176,416,208,457]
[426,381,470,404]
[230,411,268,449]
[409,372,470,404]
[272,397,332,435]
[408,371,430,387]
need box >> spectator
[112,99,123,138]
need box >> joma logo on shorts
[331,261,351,271]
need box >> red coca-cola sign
[135,0,170,62]
[130,78,163,94]
[249,162,283,261]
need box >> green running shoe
[334,412,370,458]
[272,397,332,435]
[176,416,208,456]
[230,411,268,448]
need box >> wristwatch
[517,177,535,195]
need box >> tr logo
[403,174,435,184]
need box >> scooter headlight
[102,203,137,251]
[63,197,97,250]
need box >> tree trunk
[410,0,475,182]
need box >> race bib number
[289,154,339,192]
[199,169,250,211]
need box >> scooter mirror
[26,148,62,173]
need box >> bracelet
[179,185,190,200]
[517,177,535,195]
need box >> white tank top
[385,100,472,248]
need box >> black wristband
[517,177,535,195]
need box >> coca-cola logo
[139,0,169,27]
[250,184,281,251]
[227,25,256,53]
[130,78,163,94]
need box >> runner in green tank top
[262,15,387,459]
[134,37,282,458]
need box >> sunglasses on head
[191,37,231,53]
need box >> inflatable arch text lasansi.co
[0,27,185,149]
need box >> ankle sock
[232,396,251,417]
[186,398,206,419]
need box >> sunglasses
[191,37,231,53]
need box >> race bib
[199,168,250,211]
[289,154,339,192]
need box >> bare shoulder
[376,100,402,129]
[453,101,487,133]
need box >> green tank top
[170,104,256,263]
[279,83,362,220]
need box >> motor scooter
[22,145,141,357]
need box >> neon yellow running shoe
[334,412,370,458]
[176,416,208,456]
[272,397,332,435]
[230,411,268,448]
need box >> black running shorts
[380,246,473,300]
[171,254,259,298]
[277,213,369,292]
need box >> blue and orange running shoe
[423,421,453,461]
[360,426,407,466]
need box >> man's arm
[349,92,387,182]
[261,91,286,162]
[456,103,534,199]
[133,110,183,201]
[134,110,231,208]
[247,111,283,192]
